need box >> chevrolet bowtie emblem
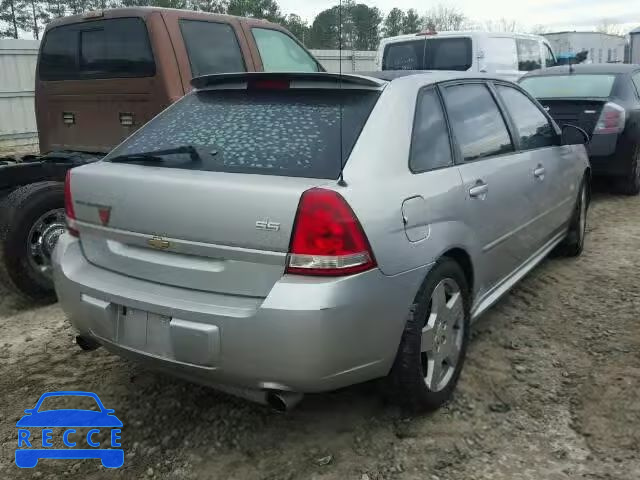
[147,236,170,250]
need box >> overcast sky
[277,0,640,33]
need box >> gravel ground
[1,191,639,480]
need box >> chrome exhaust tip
[266,390,304,412]
[75,335,100,351]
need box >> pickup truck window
[40,18,155,80]
[180,20,246,77]
[252,28,319,72]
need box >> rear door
[70,81,381,298]
[381,36,472,71]
[440,81,534,294]
[162,11,255,92]
[493,83,574,246]
[37,16,162,153]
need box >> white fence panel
[0,39,39,152]
[310,50,378,73]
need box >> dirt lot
[1,191,639,480]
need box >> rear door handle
[469,182,488,198]
[534,165,546,180]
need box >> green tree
[0,0,28,38]
[402,8,420,34]
[383,7,405,37]
[25,0,48,39]
[308,6,340,49]
[283,13,308,44]
[191,0,225,13]
[350,3,381,50]
[44,0,66,19]
[227,0,283,23]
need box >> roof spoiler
[190,72,385,90]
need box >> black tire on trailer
[0,182,66,302]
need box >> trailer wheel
[0,182,66,302]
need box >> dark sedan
[520,64,640,195]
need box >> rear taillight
[286,188,376,276]
[593,102,626,135]
[64,170,79,237]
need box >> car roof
[360,70,513,85]
[46,6,277,30]
[524,64,640,77]
[379,30,548,47]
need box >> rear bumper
[53,235,428,393]
[587,133,630,176]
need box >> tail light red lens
[64,170,79,237]
[286,188,376,276]
[594,102,626,135]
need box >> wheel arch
[441,247,474,296]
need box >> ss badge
[256,219,280,232]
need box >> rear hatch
[382,35,472,71]
[69,75,382,297]
[36,16,164,153]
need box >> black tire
[0,181,65,302]
[616,147,640,195]
[557,176,588,257]
[386,258,471,413]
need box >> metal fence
[0,39,40,153]
[0,41,377,153]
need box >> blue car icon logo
[16,391,123,468]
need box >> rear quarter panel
[341,79,479,287]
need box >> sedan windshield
[520,74,616,98]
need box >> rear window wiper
[107,145,207,164]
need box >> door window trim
[179,18,247,78]
[491,80,562,151]
[437,79,517,165]
[249,27,323,72]
[408,85,455,174]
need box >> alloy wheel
[420,278,465,392]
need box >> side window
[544,44,556,68]
[180,20,246,77]
[410,89,453,172]
[496,85,557,150]
[40,18,155,80]
[252,28,318,72]
[632,72,640,97]
[442,84,513,161]
[516,38,542,71]
[484,37,518,71]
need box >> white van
[376,31,556,80]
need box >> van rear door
[381,36,472,71]
[36,14,173,154]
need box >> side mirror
[561,124,590,146]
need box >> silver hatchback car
[53,71,590,412]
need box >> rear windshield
[104,89,380,179]
[39,17,155,80]
[382,37,472,71]
[520,74,616,98]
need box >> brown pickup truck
[0,7,323,301]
